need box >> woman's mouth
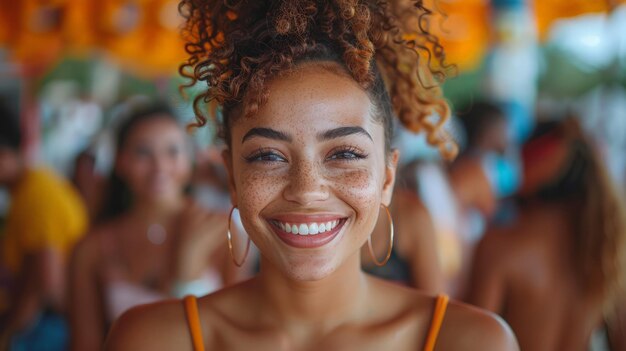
[267,217,347,248]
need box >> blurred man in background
[448,100,520,296]
[0,101,87,350]
[451,101,518,233]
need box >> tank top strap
[183,295,205,351]
[423,294,449,351]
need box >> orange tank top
[183,294,449,351]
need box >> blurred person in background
[450,101,514,239]
[468,118,626,351]
[191,147,232,213]
[69,102,230,350]
[71,149,108,223]
[608,304,626,350]
[448,101,519,296]
[0,100,88,350]
[190,145,258,285]
[362,160,444,293]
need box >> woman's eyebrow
[241,126,372,143]
[317,126,373,142]
[242,127,292,143]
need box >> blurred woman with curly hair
[105,1,519,350]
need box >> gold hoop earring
[367,204,394,267]
[227,206,251,267]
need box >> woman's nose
[152,154,168,173]
[282,160,329,206]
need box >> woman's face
[225,64,398,281]
[116,116,191,203]
[520,135,568,196]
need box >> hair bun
[180,0,456,159]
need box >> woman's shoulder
[104,298,195,351]
[106,281,254,350]
[372,283,518,350]
[436,298,519,351]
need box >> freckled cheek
[235,168,287,219]
[328,168,381,219]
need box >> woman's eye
[135,146,152,158]
[328,149,367,161]
[245,151,286,163]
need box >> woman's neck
[254,253,369,332]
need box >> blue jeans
[10,311,68,351]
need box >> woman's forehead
[267,64,369,107]
[231,66,380,139]
[124,117,183,144]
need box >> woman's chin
[140,189,181,204]
[275,256,341,282]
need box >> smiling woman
[229,66,389,282]
[104,1,519,350]
[69,103,228,350]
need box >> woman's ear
[221,148,237,207]
[381,149,400,206]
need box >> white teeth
[275,220,342,236]
[299,224,309,235]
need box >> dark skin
[106,64,517,350]
[450,115,510,221]
[0,147,67,345]
[449,156,497,221]
[467,140,607,351]
[608,304,626,350]
[447,156,496,297]
[72,152,107,222]
[0,249,66,344]
[469,204,605,351]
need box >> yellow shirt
[2,167,88,274]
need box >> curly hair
[179,0,456,158]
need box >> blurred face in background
[0,146,21,186]
[484,118,510,155]
[520,134,568,196]
[115,115,191,204]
